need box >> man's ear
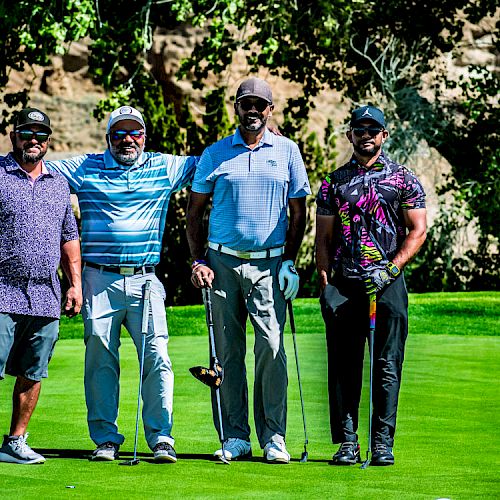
[346,130,353,144]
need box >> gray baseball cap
[107,106,146,133]
[236,78,273,104]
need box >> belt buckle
[236,251,252,259]
[119,267,135,276]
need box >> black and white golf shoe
[331,441,361,465]
[370,443,394,466]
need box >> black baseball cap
[236,78,273,104]
[350,105,385,128]
[14,108,52,134]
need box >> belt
[85,262,155,276]
[208,242,284,259]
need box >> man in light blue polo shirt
[187,77,311,463]
[47,106,197,463]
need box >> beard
[110,141,143,165]
[353,141,381,158]
[240,112,267,132]
[13,144,46,164]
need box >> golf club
[120,279,152,466]
[287,300,309,463]
[197,288,229,465]
[360,293,377,470]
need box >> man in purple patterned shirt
[0,108,82,465]
[315,105,427,466]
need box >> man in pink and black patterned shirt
[315,105,426,466]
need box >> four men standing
[0,96,425,466]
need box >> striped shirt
[192,128,311,251]
[47,150,197,266]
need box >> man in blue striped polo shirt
[47,106,197,463]
[187,78,311,463]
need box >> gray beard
[14,146,46,164]
[112,151,139,165]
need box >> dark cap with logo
[350,105,385,128]
[14,108,52,134]
[236,78,273,104]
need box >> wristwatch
[386,262,401,277]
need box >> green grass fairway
[1,293,499,499]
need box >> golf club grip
[287,300,296,332]
[141,280,152,335]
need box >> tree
[1,0,498,300]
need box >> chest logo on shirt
[267,160,277,168]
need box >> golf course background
[1,292,498,499]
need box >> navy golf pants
[321,274,408,448]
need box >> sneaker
[264,441,290,464]
[91,442,119,461]
[214,438,252,461]
[332,441,361,465]
[153,442,177,463]
[370,443,394,466]
[0,434,45,464]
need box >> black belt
[85,262,155,276]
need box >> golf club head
[120,459,140,466]
[299,451,308,463]
[189,365,223,388]
[360,459,370,469]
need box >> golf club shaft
[365,294,377,465]
[287,301,308,449]
[132,279,152,461]
[202,288,229,463]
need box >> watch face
[387,263,400,277]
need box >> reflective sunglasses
[238,98,269,112]
[351,126,384,137]
[110,129,145,141]
[16,129,50,142]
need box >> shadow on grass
[34,449,329,464]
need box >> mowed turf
[0,292,499,499]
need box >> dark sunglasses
[16,129,50,142]
[238,99,269,112]
[110,129,145,141]
[351,126,384,137]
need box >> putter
[192,288,229,465]
[361,293,377,470]
[120,279,152,466]
[287,300,309,463]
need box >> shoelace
[373,443,388,453]
[339,442,357,452]
[10,434,31,454]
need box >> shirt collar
[350,151,388,173]
[231,127,274,148]
[104,149,148,170]
[5,153,52,176]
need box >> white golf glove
[278,260,300,301]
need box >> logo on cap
[119,106,133,115]
[27,111,45,122]
[361,108,373,118]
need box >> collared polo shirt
[0,153,79,318]
[47,150,197,266]
[192,128,311,251]
[316,152,426,278]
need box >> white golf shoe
[264,441,290,464]
[91,441,120,461]
[214,438,252,461]
[0,434,45,464]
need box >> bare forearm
[186,193,210,260]
[315,214,335,289]
[61,239,82,287]
[284,197,307,261]
[392,230,426,269]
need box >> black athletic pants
[320,274,408,448]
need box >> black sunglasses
[110,129,145,141]
[351,126,384,138]
[238,98,269,112]
[16,129,50,142]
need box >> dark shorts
[0,313,59,381]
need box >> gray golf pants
[207,249,288,449]
[82,265,174,450]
